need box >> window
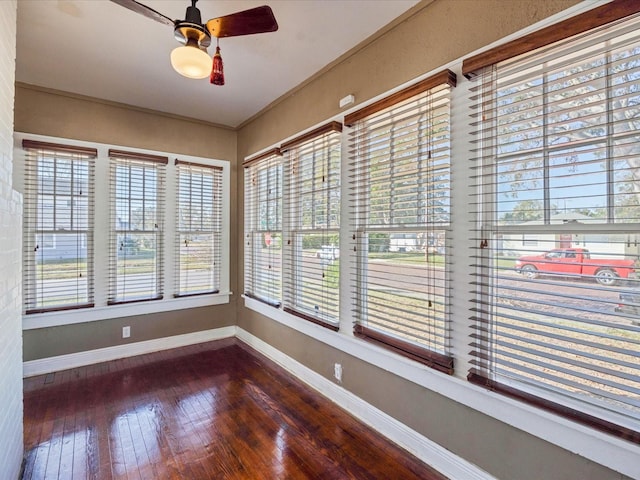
[282,122,342,329]
[108,150,167,304]
[175,160,223,297]
[22,140,95,314]
[345,70,456,374]
[244,149,283,307]
[41,234,56,249]
[19,135,230,327]
[468,10,640,440]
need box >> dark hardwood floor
[23,338,447,480]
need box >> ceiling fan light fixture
[170,38,212,79]
[112,0,279,85]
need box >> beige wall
[15,84,237,160]
[15,84,239,361]
[236,1,632,479]
[22,304,235,360]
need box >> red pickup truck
[515,248,638,286]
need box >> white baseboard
[22,326,237,377]
[235,327,494,480]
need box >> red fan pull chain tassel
[210,46,224,85]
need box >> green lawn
[37,255,157,279]
[368,252,445,265]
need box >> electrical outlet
[334,363,343,383]
[122,326,131,338]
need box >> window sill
[243,296,640,479]
[23,292,232,330]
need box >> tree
[501,200,546,222]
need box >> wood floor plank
[23,339,447,480]
[57,410,76,478]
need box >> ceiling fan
[111,0,279,85]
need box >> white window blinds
[108,150,167,304]
[282,122,342,329]
[244,149,283,307]
[346,70,456,374]
[22,140,96,313]
[469,11,640,441]
[175,160,223,297]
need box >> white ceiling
[16,0,420,128]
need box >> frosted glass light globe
[170,45,212,79]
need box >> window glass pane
[364,229,448,352]
[113,232,160,301]
[32,232,90,308]
[548,146,607,219]
[178,233,217,294]
[288,233,339,321]
[496,233,640,418]
[249,231,282,304]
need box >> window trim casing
[16,133,231,330]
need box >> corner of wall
[1,1,25,478]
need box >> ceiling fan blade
[110,0,175,27]
[205,5,278,38]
